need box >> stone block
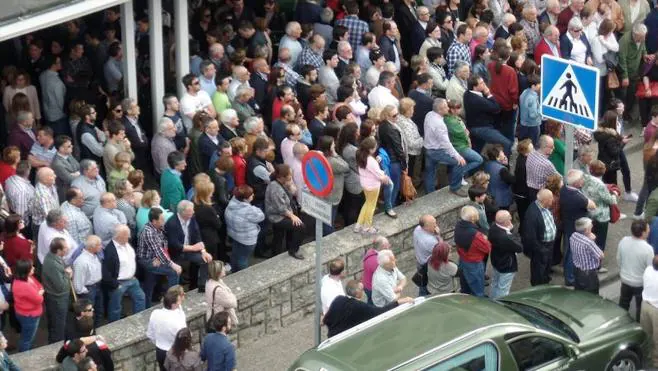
[265,307,282,334]
[251,298,270,314]
[346,247,366,273]
[237,308,251,328]
[252,310,265,324]
[291,272,308,289]
[238,322,265,346]
[238,289,271,310]
[270,280,291,305]
[111,345,135,362]
[145,350,157,364]
[291,284,315,311]
[281,308,305,327]
[281,301,292,315]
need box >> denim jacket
[520,88,541,127]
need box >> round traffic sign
[302,151,334,197]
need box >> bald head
[100,192,117,208]
[113,224,131,245]
[278,47,291,63]
[495,210,512,227]
[419,214,438,234]
[85,235,102,253]
[37,167,56,186]
[537,189,554,208]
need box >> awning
[0,0,130,42]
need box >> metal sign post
[301,152,334,346]
[564,125,575,172]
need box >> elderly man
[446,24,472,78]
[538,0,561,26]
[489,210,523,298]
[219,109,242,142]
[38,209,78,265]
[617,220,654,321]
[520,5,541,53]
[298,34,325,70]
[335,41,353,79]
[619,23,651,118]
[72,235,103,326]
[372,250,407,307]
[102,121,133,176]
[275,48,304,89]
[279,22,303,67]
[494,13,516,39]
[455,205,492,297]
[4,161,34,226]
[30,167,59,238]
[534,25,561,66]
[233,86,257,124]
[120,98,149,172]
[413,215,442,295]
[321,258,346,314]
[570,217,604,294]
[180,73,216,132]
[92,192,127,247]
[556,0,584,34]
[362,236,391,304]
[445,61,469,109]
[61,187,93,247]
[164,200,212,292]
[424,98,476,196]
[227,66,251,102]
[51,135,80,201]
[138,208,181,307]
[368,71,399,109]
[103,224,146,322]
[526,135,558,201]
[523,189,557,286]
[8,111,37,158]
[71,160,107,218]
[561,169,597,286]
[43,237,72,343]
[151,117,178,176]
[324,280,413,337]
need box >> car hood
[501,286,634,342]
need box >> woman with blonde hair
[108,151,134,192]
[397,98,423,184]
[136,190,173,234]
[194,180,226,262]
[205,260,238,326]
[2,70,40,124]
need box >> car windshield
[498,301,580,343]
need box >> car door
[506,334,581,371]
[422,341,500,371]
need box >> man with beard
[201,311,236,370]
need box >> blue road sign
[302,151,334,197]
[541,54,600,130]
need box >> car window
[508,336,567,370]
[424,342,498,371]
[498,301,579,342]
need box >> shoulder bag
[205,285,221,333]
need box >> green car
[289,286,649,371]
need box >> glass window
[425,342,498,371]
[508,336,567,370]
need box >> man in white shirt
[279,21,303,67]
[147,286,187,370]
[372,250,407,307]
[38,209,78,265]
[72,235,103,326]
[227,66,251,102]
[321,258,346,314]
[179,73,216,132]
[618,220,655,321]
[413,215,442,295]
[368,71,400,109]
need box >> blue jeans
[519,125,541,147]
[382,182,394,211]
[79,283,103,327]
[107,278,146,323]
[231,240,256,272]
[424,148,482,193]
[459,260,485,297]
[322,205,339,235]
[138,259,180,308]
[389,162,402,207]
[563,229,575,285]
[16,314,39,352]
[470,126,513,155]
[490,269,515,299]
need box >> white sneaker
[623,191,639,202]
[633,212,645,220]
[461,178,468,186]
[598,267,608,274]
[224,263,232,274]
[619,213,627,221]
[353,224,363,233]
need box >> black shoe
[564,282,575,287]
[254,251,273,259]
[289,252,305,260]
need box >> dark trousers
[176,252,209,292]
[271,217,304,255]
[156,347,167,371]
[574,267,600,295]
[619,283,643,321]
[45,293,69,344]
[530,242,553,286]
[515,196,531,236]
[640,97,657,127]
[604,152,632,192]
[592,220,609,253]
[341,191,364,227]
[78,282,103,327]
[552,226,563,266]
[621,79,639,119]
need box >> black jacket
[489,224,523,273]
[378,120,407,170]
[463,91,501,129]
[164,215,203,260]
[408,89,433,136]
[593,128,623,171]
[522,201,549,257]
[121,116,149,170]
[210,171,231,210]
[513,154,529,197]
[324,295,398,338]
[101,240,132,290]
[378,35,399,64]
[308,119,326,149]
[194,203,223,259]
[250,73,268,110]
[198,134,225,172]
[559,186,589,236]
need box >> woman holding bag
[204,260,238,331]
[591,19,619,115]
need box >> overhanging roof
[0,0,130,43]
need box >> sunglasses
[114,108,122,113]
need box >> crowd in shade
[3,0,658,368]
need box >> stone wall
[11,188,468,370]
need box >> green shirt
[42,253,70,297]
[548,138,565,176]
[212,91,232,115]
[619,32,646,80]
[444,115,470,151]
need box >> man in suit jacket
[102,224,145,323]
[161,151,186,212]
[164,200,212,292]
[51,135,81,201]
[463,75,512,154]
[121,98,150,173]
[523,189,557,286]
[489,210,523,298]
[408,74,434,136]
[534,25,561,66]
[250,58,269,110]
[395,0,419,61]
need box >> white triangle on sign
[542,64,593,119]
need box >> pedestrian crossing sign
[540,54,600,131]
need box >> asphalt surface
[236,124,650,371]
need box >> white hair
[158,116,174,134]
[377,249,395,266]
[460,205,478,222]
[85,235,101,250]
[566,169,584,186]
[503,13,516,25]
[244,116,262,133]
[633,22,648,35]
[568,17,583,31]
[177,200,194,215]
[220,109,238,125]
[285,21,301,36]
[338,40,351,53]
[575,217,592,233]
[373,236,389,250]
[113,224,131,238]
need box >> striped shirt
[29,143,56,164]
[137,222,171,265]
[526,150,558,190]
[72,249,102,294]
[60,201,93,247]
[570,232,603,271]
[4,175,35,224]
[31,183,60,227]
[336,15,370,51]
[446,41,471,78]
[536,201,557,242]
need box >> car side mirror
[567,345,580,359]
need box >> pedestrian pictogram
[541,55,599,130]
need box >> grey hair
[120,97,136,113]
[113,224,131,238]
[575,217,593,233]
[454,60,469,73]
[566,169,584,186]
[433,98,447,112]
[209,43,223,55]
[544,25,558,37]
[236,86,252,99]
[320,7,334,24]
[220,109,238,125]
[158,117,174,134]
[85,235,101,250]
[79,159,97,173]
[567,17,583,31]
[243,116,261,133]
[416,6,429,16]
[232,66,247,79]
[460,205,479,222]
[177,200,194,215]
[578,145,594,157]
[338,40,351,53]
[285,21,301,36]
[46,209,64,227]
[373,236,389,250]
[502,13,516,25]
[633,22,648,35]
[377,249,395,266]
[538,135,552,150]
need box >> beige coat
[205,279,239,326]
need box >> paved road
[237,125,648,371]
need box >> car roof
[311,294,531,370]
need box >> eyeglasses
[572,28,582,32]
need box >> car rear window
[498,301,579,343]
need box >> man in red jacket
[456,205,492,297]
[556,0,584,34]
[534,25,562,66]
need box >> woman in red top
[2,214,33,269]
[12,259,43,352]
[0,146,20,188]
[487,47,519,145]
[230,137,248,187]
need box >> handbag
[607,71,620,90]
[205,285,221,333]
[635,81,658,98]
[603,51,619,70]
[411,264,428,287]
[610,204,621,223]
[400,170,417,201]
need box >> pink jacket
[358,156,387,191]
[362,248,379,290]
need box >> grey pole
[314,218,322,346]
[564,124,575,172]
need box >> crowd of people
[2,0,658,369]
